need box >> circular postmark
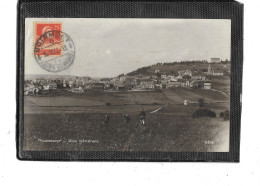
[34,30,75,72]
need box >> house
[101,80,113,89]
[125,77,135,85]
[49,82,57,90]
[204,82,211,89]
[55,80,63,89]
[161,80,168,89]
[124,83,133,90]
[211,58,221,63]
[205,64,213,75]
[24,83,35,94]
[212,72,224,76]
[154,84,162,90]
[167,81,181,88]
[116,84,125,91]
[141,76,151,80]
[189,81,200,88]
[151,74,160,80]
[155,69,160,73]
[120,76,127,82]
[90,83,104,91]
[71,86,84,93]
[112,77,120,82]
[104,83,114,89]
[161,74,167,80]
[168,75,177,82]
[179,80,190,87]
[63,80,67,88]
[191,75,206,80]
[41,81,50,90]
[178,69,192,77]
[140,80,154,90]
[133,78,142,86]
[84,83,92,90]
[68,80,74,87]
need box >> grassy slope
[23,88,230,152]
[128,62,230,76]
[24,112,229,152]
[24,88,229,114]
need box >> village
[24,59,229,95]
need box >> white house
[204,83,211,89]
[161,74,167,79]
[211,58,221,63]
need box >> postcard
[22,18,231,153]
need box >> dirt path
[150,103,168,113]
[211,88,229,98]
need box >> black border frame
[17,0,243,162]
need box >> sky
[25,18,231,78]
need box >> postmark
[34,24,75,72]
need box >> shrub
[193,109,216,118]
[198,98,204,109]
[134,101,140,105]
[220,110,230,120]
[106,102,112,106]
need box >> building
[160,80,168,89]
[212,72,224,76]
[41,82,50,90]
[204,82,211,89]
[140,80,154,90]
[179,80,190,87]
[120,76,127,82]
[211,58,221,63]
[68,80,74,87]
[49,82,57,90]
[205,64,213,75]
[161,74,167,79]
[178,69,192,77]
[71,86,84,93]
[141,76,151,80]
[167,75,177,82]
[116,84,125,91]
[154,84,162,90]
[189,81,200,88]
[151,74,160,80]
[191,75,206,80]
[84,83,92,90]
[167,81,181,88]
[90,83,104,91]
[63,80,67,88]
[133,78,141,86]
[112,77,120,82]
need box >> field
[23,88,230,152]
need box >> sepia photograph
[23,18,231,153]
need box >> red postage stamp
[34,22,63,56]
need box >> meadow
[23,88,230,152]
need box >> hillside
[127,61,230,76]
[25,74,91,80]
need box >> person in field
[104,114,110,124]
[139,108,146,125]
[123,114,131,123]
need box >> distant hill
[25,74,90,80]
[25,60,230,80]
[127,61,230,76]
